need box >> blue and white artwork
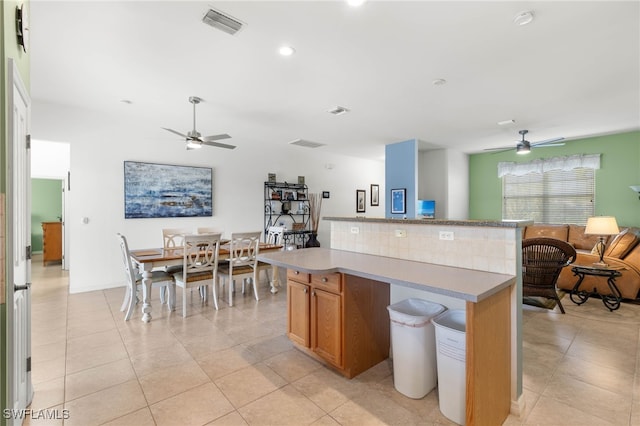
[124,161,212,219]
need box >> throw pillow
[604,228,639,259]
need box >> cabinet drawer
[311,273,341,293]
[287,269,310,283]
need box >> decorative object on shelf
[298,176,305,184]
[306,193,323,247]
[356,189,366,213]
[391,188,406,214]
[268,173,276,183]
[370,184,379,206]
[271,190,282,200]
[282,201,291,214]
[585,216,620,267]
[322,191,330,199]
[630,185,640,200]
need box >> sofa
[523,224,640,300]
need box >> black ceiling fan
[162,96,236,150]
[485,129,564,154]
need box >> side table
[569,265,623,311]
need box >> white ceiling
[29,1,640,160]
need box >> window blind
[502,168,595,225]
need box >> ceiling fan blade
[483,146,513,152]
[202,140,237,150]
[533,143,565,148]
[531,137,565,147]
[162,127,188,138]
[203,133,231,141]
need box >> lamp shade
[584,216,620,236]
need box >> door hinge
[26,245,32,260]
[27,357,31,373]
[26,134,31,149]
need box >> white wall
[32,101,385,293]
[418,148,469,220]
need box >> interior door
[7,58,33,421]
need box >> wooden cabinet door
[287,280,310,347]
[311,288,342,368]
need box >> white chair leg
[159,286,167,304]
[252,272,260,302]
[212,279,219,310]
[124,287,136,321]
[182,287,188,317]
[121,286,130,312]
[167,284,176,311]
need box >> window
[503,168,595,224]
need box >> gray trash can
[432,309,466,425]
[387,298,446,399]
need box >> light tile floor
[25,255,640,425]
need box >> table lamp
[584,216,620,267]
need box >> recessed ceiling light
[497,119,515,126]
[120,99,132,104]
[279,45,295,56]
[347,0,367,7]
[432,78,447,86]
[513,11,534,26]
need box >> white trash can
[432,309,466,425]
[387,298,446,399]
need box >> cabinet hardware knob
[321,277,328,282]
[303,287,308,294]
[294,271,299,275]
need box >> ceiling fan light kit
[162,96,236,150]
[484,129,564,154]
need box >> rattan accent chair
[522,237,577,314]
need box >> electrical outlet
[350,227,360,234]
[439,231,454,241]
[394,229,407,238]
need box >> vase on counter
[305,232,320,248]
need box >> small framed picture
[370,184,379,206]
[322,191,330,199]
[391,188,406,214]
[356,189,366,213]
[298,176,305,184]
[268,173,276,183]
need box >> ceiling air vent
[289,139,326,149]
[202,8,245,35]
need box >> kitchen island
[258,247,516,426]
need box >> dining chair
[172,233,223,316]
[522,237,577,314]
[159,227,191,301]
[117,233,175,321]
[218,231,262,307]
[258,226,285,287]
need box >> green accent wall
[31,179,62,252]
[469,131,640,227]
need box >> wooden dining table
[130,242,283,322]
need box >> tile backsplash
[330,220,519,275]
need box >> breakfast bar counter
[258,247,515,302]
[258,247,516,426]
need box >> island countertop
[258,247,516,303]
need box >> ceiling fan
[162,96,236,150]
[486,129,564,155]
